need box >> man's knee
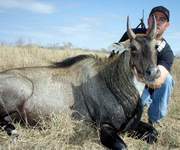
[141,88,152,107]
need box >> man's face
[148,11,169,37]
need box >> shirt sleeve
[157,43,174,72]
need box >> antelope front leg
[128,121,158,144]
[0,115,18,137]
[100,124,127,150]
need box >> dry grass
[0,45,107,71]
[0,45,179,150]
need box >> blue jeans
[141,74,174,123]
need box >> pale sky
[0,0,179,55]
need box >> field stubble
[0,46,179,150]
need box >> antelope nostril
[146,69,152,76]
[146,67,157,76]
[145,66,160,82]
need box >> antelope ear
[127,16,136,40]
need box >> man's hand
[147,65,169,89]
[147,82,162,89]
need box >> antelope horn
[127,16,136,40]
[147,15,157,39]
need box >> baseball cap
[149,6,170,22]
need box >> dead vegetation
[0,45,179,150]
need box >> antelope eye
[131,45,137,52]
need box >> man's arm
[148,41,174,89]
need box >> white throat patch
[133,76,145,96]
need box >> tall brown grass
[0,45,179,150]
[0,45,107,71]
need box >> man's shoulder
[132,28,147,34]
[163,39,171,48]
[119,28,147,42]
[161,39,174,54]
[157,39,175,71]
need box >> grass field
[0,45,179,150]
